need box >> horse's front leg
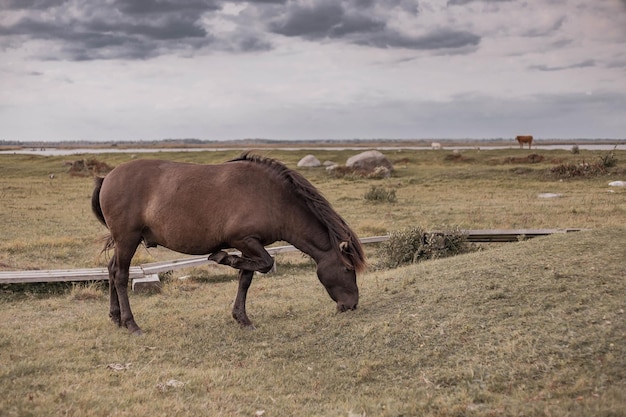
[208,237,274,273]
[208,237,274,328]
[232,269,255,328]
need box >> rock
[608,181,626,187]
[346,150,393,172]
[297,154,321,167]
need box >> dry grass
[1,228,624,416]
[0,147,625,416]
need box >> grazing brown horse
[515,135,533,149]
[92,153,366,335]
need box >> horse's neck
[281,209,332,263]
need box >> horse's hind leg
[108,255,121,327]
[233,269,255,328]
[108,238,142,335]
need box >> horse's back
[98,159,289,253]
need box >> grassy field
[1,147,624,270]
[0,146,625,416]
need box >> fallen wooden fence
[0,229,584,285]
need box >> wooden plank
[132,274,162,293]
[462,228,583,242]
[0,230,585,284]
[0,267,144,284]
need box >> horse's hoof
[233,311,254,329]
[125,320,143,336]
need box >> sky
[1,0,625,142]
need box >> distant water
[0,147,229,156]
[1,143,624,156]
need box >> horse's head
[316,254,359,312]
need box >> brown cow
[515,135,533,149]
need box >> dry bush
[549,160,607,178]
[549,149,619,179]
[327,165,356,179]
[376,226,475,269]
[67,158,113,176]
[363,185,397,203]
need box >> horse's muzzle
[337,301,358,312]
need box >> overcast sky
[1,0,625,142]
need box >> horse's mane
[230,152,366,272]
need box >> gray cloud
[522,16,566,38]
[356,29,480,50]
[268,2,385,39]
[0,0,66,9]
[268,0,479,51]
[0,0,483,61]
[112,0,220,15]
[607,59,626,69]
[529,59,596,72]
[447,0,514,5]
[0,1,223,60]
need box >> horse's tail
[91,177,107,227]
[92,177,115,253]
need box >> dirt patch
[510,167,534,175]
[503,154,545,164]
[66,159,113,177]
[443,153,472,162]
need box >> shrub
[599,147,617,168]
[571,144,580,154]
[364,186,397,203]
[549,149,618,178]
[376,226,474,269]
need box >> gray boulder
[297,154,321,167]
[346,150,393,172]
